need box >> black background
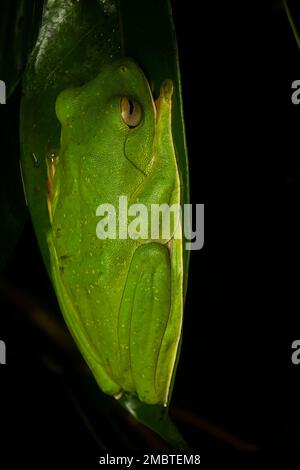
[1,0,300,465]
[173,0,300,449]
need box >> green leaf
[20,0,189,447]
[120,393,188,449]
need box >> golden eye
[120,97,142,128]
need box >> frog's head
[55,58,156,180]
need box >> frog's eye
[120,97,142,128]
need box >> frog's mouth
[123,149,148,177]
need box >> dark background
[1,0,300,465]
[174,0,300,450]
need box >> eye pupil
[128,99,134,115]
[120,97,142,128]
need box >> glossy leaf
[20,0,189,447]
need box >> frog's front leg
[117,79,183,405]
[132,79,180,211]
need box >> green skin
[47,58,183,406]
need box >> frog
[46,57,183,406]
